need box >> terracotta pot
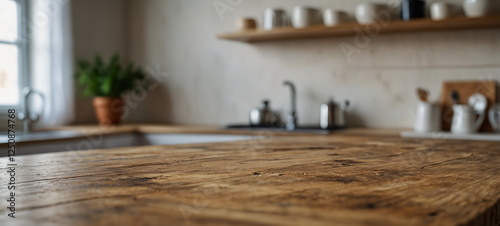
[93,97,124,125]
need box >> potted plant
[75,54,147,125]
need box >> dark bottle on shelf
[401,0,426,21]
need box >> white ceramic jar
[463,0,492,18]
[414,102,442,133]
[354,3,387,25]
[323,9,349,27]
[430,2,457,20]
[263,8,288,31]
[292,6,322,29]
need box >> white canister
[323,10,349,27]
[354,3,387,25]
[263,8,288,31]
[463,0,493,18]
[414,102,442,133]
[292,6,323,29]
[430,2,456,20]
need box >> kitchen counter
[1,125,499,225]
[47,124,404,137]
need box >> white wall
[76,0,500,128]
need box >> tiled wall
[76,0,500,128]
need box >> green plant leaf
[74,54,149,98]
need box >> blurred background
[1,0,499,129]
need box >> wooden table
[1,126,499,225]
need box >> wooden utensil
[439,81,497,132]
[451,90,460,105]
[417,88,429,102]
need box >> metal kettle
[249,100,281,127]
[320,99,350,129]
[336,100,350,127]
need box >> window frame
[0,0,29,121]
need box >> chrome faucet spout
[283,81,298,131]
[283,81,296,114]
[18,87,45,134]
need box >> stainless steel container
[320,100,335,129]
[263,8,288,31]
[320,99,350,129]
[335,100,350,128]
[249,100,281,127]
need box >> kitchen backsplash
[73,0,500,128]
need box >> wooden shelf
[217,15,500,43]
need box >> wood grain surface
[1,134,499,226]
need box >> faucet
[18,87,45,134]
[283,81,298,131]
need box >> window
[0,0,27,110]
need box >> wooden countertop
[2,125,499,225]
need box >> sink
[0,132,255,156]
[226,124,343,135]
[0,131,84,143]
